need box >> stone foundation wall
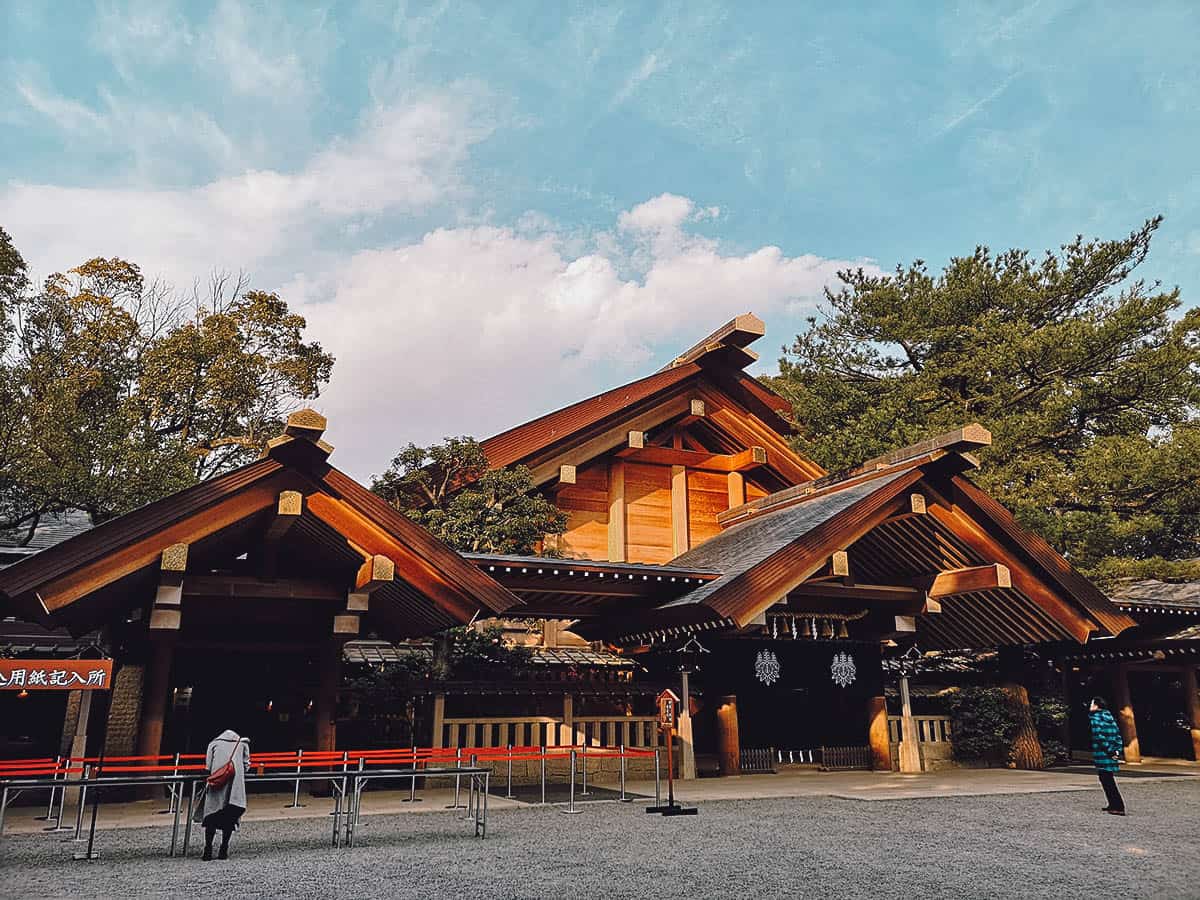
[461,753,663,786]
[104,664,145,757]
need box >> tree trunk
[999,646,1044,770]
[1003,682,1045,770]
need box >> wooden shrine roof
[0,413,522,637]
[478,314,819,483]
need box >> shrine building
[4,313,1186,775]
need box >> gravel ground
[3,779,1198,899]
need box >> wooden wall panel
[687,470,729,549]
[746,480,769,502]
[625,462,674,564]
[553,461,609,560]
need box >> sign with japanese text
[0,659,113,691]
[657,688,680,729]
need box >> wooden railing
[440,715,661,749]
[887,715,952,745]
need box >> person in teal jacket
[1089,696,1125,815]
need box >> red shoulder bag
[206,739,244,789]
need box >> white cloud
[299,198,871,477]
[612,52,666,107]
[3,87,494,287]
[3,93,869,480]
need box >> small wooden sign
[657,688,681,729]
[0,659,113,691]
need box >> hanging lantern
[820,619,834,640]
[837,621,849,639]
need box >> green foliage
[1032,696,1071,767]
[371,437,567,554]
[0,234,334,536]
[945,687,1023,763]
[770,218,1200,577]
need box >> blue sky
[3,1,1198,477]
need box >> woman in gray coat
[195,729,251,860]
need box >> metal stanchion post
[505,744,514,800]
[183,780,196,857]
[619,745,631,803]
[73,764,101,861]
[540,747,546,805]
[285,749,305,809]
[160,753,180,815]
[37,756,61,821]
[580,743,590,796]
[654,749,661,808]
[353,759,365,827]
[562,750,582,814]
[0,785,9,839]
[446,748,465,810]
[70,764,91,842]
[404,747,422,803]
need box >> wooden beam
[789,582,925,606]
[333,613,360,635]
[915,563,1012,598]
[355,554,396,593]
[607,460,626,562]
[527,394,693,487]
[346,592,370,613]
[183,574,345,603]
[615,443,767,472]
[671,465,689,557]
[265,490,303,541]
[831,551,850,578]
[677,398,706,427]
[660,314,765,372]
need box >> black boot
[201,845,214,861]
[218,841,230,860]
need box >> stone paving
[2,767,1198,898]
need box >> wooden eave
[0,448,522,633]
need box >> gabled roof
[613,437,1137,648]
[662,468,923,621]
[478,314,823,485]
[0,412,522,636]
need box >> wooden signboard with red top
[0,659,113,691]
[647,688,697,817]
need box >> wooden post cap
[285,408,328,439]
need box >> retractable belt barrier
[0,743,662,860]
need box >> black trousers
[1098,771,1125,812]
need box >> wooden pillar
[315,638,342,752]
[716,694,740,776]
[1111,663,1141,764]
[1182,666,1200,763]
[431,693,446,749]
[135,638,174,760]
[866,695,891,771]
[607,460,626,562]
[897,676,921,773]
[69,690,94,761]
[671,465,689,556]
[678,669,696,780]
[562,692,576,746]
